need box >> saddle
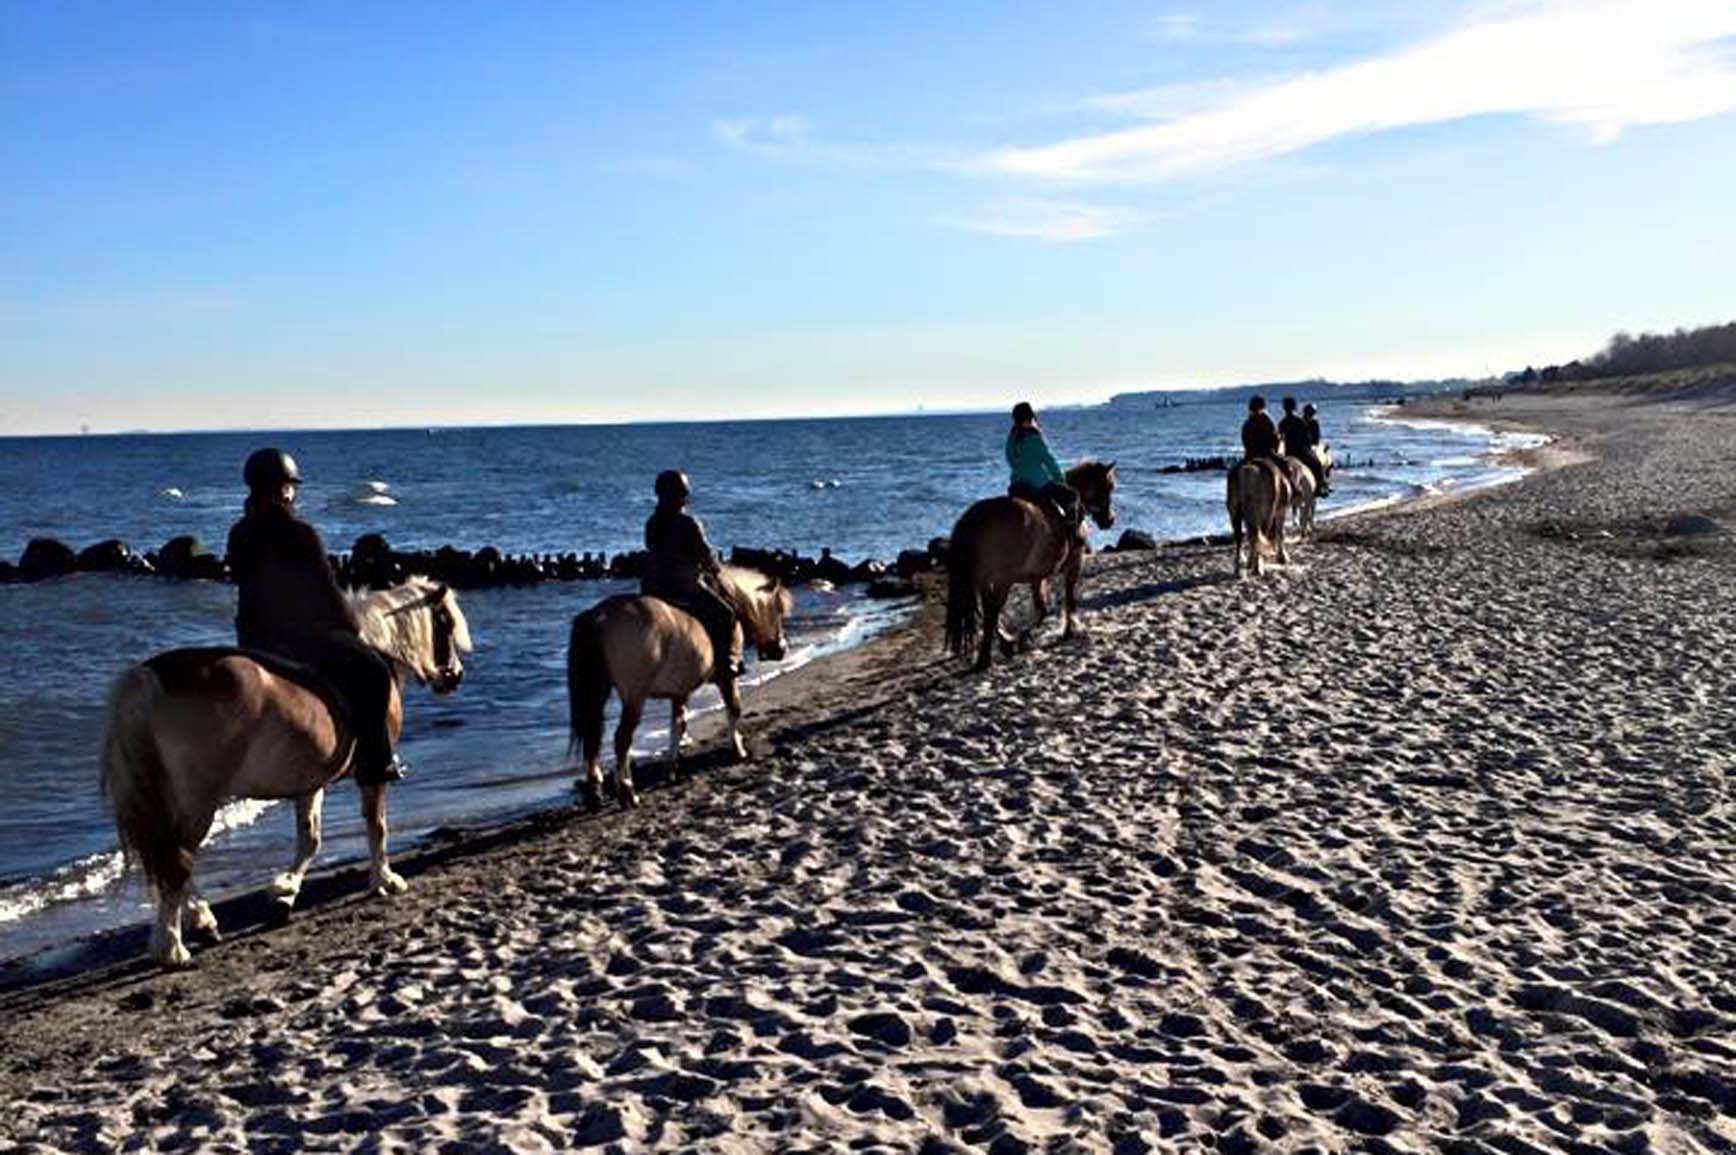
[144,647,356,764]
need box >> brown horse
[1278,455,1317,539]
[567,566,793,811]
[944,460,1118,671]
[101,577,472,967]
[1227,460,1291,576]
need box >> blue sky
[3,0,1734,433]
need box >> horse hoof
[372,871,408,897]
[619,786,641,809]
[153,942,193,969]
[268,900,294,927]
[581,782,603,813]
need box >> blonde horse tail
[567,610,609,763]
[101,666,192,894]
[944,512,981,656]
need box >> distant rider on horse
[643,470,741,684]
[1303,403,1330,495]
[1278,396,1328,495]
[1007,402,1081,530]
[1241,395,1281,469]
[226,448,405,784]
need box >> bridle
[385,582,460,680]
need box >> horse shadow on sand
[1076,571,1233,612]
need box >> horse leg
[150,879,192,967]
[183,886,220,944]
[361,782,407,896]
[669,698,688,776]
[1018,579,1048,650]
[615,698,643,808]
[1060,541,1084,640]
[722,678,748,763]
[977,586,1008,671]
[1273,507,1291,566]
[270,788,323,913]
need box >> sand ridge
[2,391,1734,1153]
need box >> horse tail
[567,609,610,762]
[101,665,193,894]
[944,509,983,656]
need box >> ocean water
[0,401,1535,962]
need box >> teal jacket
[1006,426,1065,489]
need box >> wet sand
[3,388,1734,1153]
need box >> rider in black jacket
[226,448,403,784]
[642,470,740,684]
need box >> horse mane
[1065,459,1115,486]
[716,565,793,647]
[348,576,472,683]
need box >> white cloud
[712,115,812,156]
[942,200,1146,243]
[977,0,1736,183]
[1150,6,1326,47]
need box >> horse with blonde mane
[944,460,1118,671]
[1227,460,1292,577]
[101,577,471,967]
[567,566,793,811]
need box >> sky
[2,0,1734,433]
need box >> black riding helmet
[654,469,691,503]
[243,447,302,491]
[1282,396,1297,412]
[1248,395,1266,412]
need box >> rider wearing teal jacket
[1005,402,1080,527]
[1006,422,1065,489]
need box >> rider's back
[227,504,356,651]
[643,506,717,594]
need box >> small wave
[364,480,391,494]
[159,487,185,501]
[356,494,399,507]
[0,849,126,925]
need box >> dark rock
[895,549,934,579]
[813,549,853,585]
[927,536,951,566]
[160,536,225,580]
[1115,528,1157,551]
[866,578,917,600]
[0,560,15,583]
[849,558,886,581]
[609,550,648,580]
[76,539,139,574]
[19,538,76,581]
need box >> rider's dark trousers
[1009,481,1080,525]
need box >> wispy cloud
[942,200,1147,243]
[976,0,1736,183]
[1151,8,1324,48]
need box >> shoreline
[0,402,1553,979]
[4,385,1734,1151]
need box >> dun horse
[1227,460,1292,576]
[945,461,1118,671]
[101,577,471,966]
[567,566,793,811]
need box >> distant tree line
[1509,320,1736,385]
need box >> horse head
[356,578,473,693]
[720,566,796,663]
[1068,460,1119,531]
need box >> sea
[0,400,1542,963]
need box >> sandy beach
[3,387,1733,1153]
